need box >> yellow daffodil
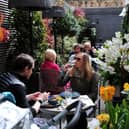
[100,85,115,101]
[96,113,110,124]
[123,82,129,91]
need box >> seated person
[83,40,98,71]
[63,43,82,73]
[83,40,96,56]
[40,49,63,94]
[62,52,99,129]
[68,43,82,66]
[63,52,99,102]
[0,53,50,117]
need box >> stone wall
[65,0,124,8]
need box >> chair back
[39,69,64,94]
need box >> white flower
[95,31,129,85]
[88,118,100,129]
[124,33,129,42]
[96,32,129,71]
[124,65,129,72]
[115,31,122,38]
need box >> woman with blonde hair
[62,52,99,129]
[63,52,99,101]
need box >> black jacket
[0,72,36,116]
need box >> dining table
[39,94,95,129]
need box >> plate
[41,95,60,108]
[48,98,58,105]
[59,91,80,99]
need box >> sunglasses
[74,57,81,61]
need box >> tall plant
[10,10,46,71]
[10,9,45,57]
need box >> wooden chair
[39,69,64,95]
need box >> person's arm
[26,92,41,101]
[11,84,49,116]
[31,92,50,116]
[10,84,29,108]
[61,71,71,86]
[87,73,99,102]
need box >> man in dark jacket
[0,53,49,116]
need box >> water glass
[65,87,72,104]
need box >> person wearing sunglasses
[62,52,99,129]
[63,52,99,101]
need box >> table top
[40,95,95,115]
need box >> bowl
[48,98,58,105]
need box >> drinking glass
[65,87,72,104]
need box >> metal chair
[87,74,101,117]
[41,100,84,129]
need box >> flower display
[123,82,129,91]
[95,32,129,87]
[96,113,110,127]
[42,19,54,45]
[95,85,129,129]
[100,85,115,101]
[0,27,10,42]
[87,118,100,129]
[73,7,85,18]
[0,13,10,42]
[53,7,87,37]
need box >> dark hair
[13,53,34,72]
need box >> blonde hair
[69,52,93,80]
[82,53,93,80]
[44,49,57,62]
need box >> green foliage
[77,22,96,44]
[10,10,30,53]
[35,41,48,71]
[10,9,45,57]
[53,9,87,37]
[10,9,47,71]
[105,100,129,129]
[122,7,129,34]
[63,36,77,62]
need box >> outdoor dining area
[1,0,129,129]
